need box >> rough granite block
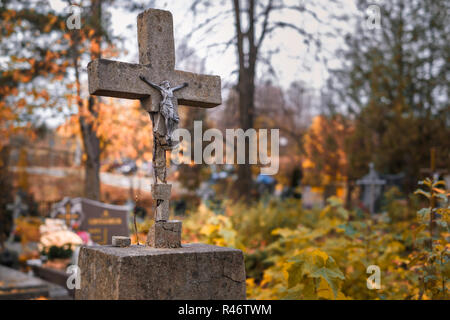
[147,220,181,248]
[151,184,172,200]
[75,243,246,300]
[112,236,131,247]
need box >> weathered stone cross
[356,162,386,215]
[6,193,28,243]
[87,8,221,248]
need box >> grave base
[75,243,246,300]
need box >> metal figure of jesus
[139,76,188,148]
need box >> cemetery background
[0,0,449,300]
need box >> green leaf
[417,207,430,216]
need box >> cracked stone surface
[75,243,246,300]
[147,220,181,248]
[152,184,171,221]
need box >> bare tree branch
[256,0,274,52]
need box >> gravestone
[76,8,245,300]
[356,163,386,214]
[0,265,69,300]
[51,198,130,245]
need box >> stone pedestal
[75,243,246,300]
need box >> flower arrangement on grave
[39,219,83,264]
[71,222,93,245]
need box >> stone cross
[87,8,221,248]
[420,147,447,181]
[356,162,386,214]
[6,193,28,243]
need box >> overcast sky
[41,0,362,127]
[49,0,359,91]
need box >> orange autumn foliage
[58,99,154,166]
[303,115,353,186]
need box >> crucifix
[356,162,386,215]
[6,193,28,243]
[64,201,72,228]
[420,147,448,181]
[87,8,221,248]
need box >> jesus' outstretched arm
[139,76,162,92]
[173,82,189,91]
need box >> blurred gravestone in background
[51,198,130,245]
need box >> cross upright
[6,193,28,243]
[420,147,448,181]
[356,162,386,215]
[87,8,222,248]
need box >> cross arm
[88,59,151,99]
[88,59,222,111]
[172,70,222,108]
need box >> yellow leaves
[316,279,349,300]
[413,224,427,238]
[415,189,430,199]
[385,241,405,255]
[200,224,218,236]
[286,248,345,299]
[184,179,445,300]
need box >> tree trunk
[83,151,101,200]
[232,0,257,202]
[78,0,102,200]
[80,96,101,200]
[235,72,255,201]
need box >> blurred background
[0,0,448,300]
